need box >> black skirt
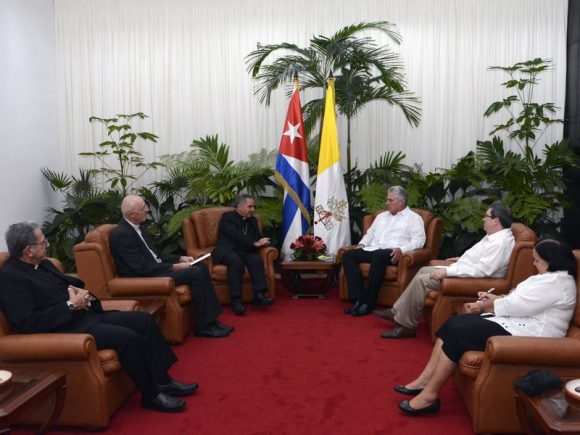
[436,313,511,363]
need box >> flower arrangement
[290,234,327,261]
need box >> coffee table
[515,385,580,434]
[279,260,335,299]
[0,367,66,434]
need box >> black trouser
[168,262,222,329]
[342,248,394,306]
[436,313,511,363]
[90,311,177,399]
[217,251,267,299]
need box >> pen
[477,287,495,300]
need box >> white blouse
[486,271,577,338]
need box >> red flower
[290,234,327,261]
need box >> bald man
[110,195,232,338]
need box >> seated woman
[395,238,577,415]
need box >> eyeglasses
[29,240,49,247]
[483,214,495,219]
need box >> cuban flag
[275,86,311,260]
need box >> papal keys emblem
[314,197,348,230]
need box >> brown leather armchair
[182,207,278,303]
[337,208,443,306]
[74,224,193,343]
[426,222,537,341]
[0,253,136,429]
[453,250,580,433]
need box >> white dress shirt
[124,218,161,263]
[486,271,576,338]
[445,228,515,277]
[359,207,426,253]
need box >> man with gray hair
[0,222,197,413]
[342,186,426,317]
[213,194,273,315]
[110,195,233,338]
[378,201,514,339]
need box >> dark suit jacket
[212,211,262,263]
[110,219,181,277]
[0,256,103,334]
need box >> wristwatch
[66,301,75,311]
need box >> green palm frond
[41,168,73,192]
[246,20,421,177]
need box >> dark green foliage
[81,113,164,196]
[353,59,577,257]
[246,21,421,179]
[41,168,122,270]
[41,113,162,270]
[477,58,577,228]
[162,134,281,237]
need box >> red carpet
[15,282,475,434]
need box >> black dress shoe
[394,385,423,396]
[141,392,186,413]
[232,299,246,315]
[343,301,361,314]
[398,398,441,415]
[195,324,229,338]
[351,303,372,317]
[380,325,416,339]
[157,380,199,397]
[252,292,273,308]
[373,308,396,322]
[212,319,234,333]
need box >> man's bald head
[121,195,148,224]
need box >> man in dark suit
[0,222,197,413]
[110,195,232,338]
[213,194,272,315]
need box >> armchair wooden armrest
[429,259,456,267]
[430,278,510,342]
[0,333,96,361]
[399,248,432,268]
[439,278,510,297]
[101,299,140,311]
[108,277,174,297]
[336,245,359,263]
[486,336,580,366]
[258,246,278,262]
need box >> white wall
[0,0,58,251]
[53,0,567,177]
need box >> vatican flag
[313,77,350,255]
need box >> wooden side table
[0,367,66,434]
[279,260,335,299]
[515,385,580,434]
